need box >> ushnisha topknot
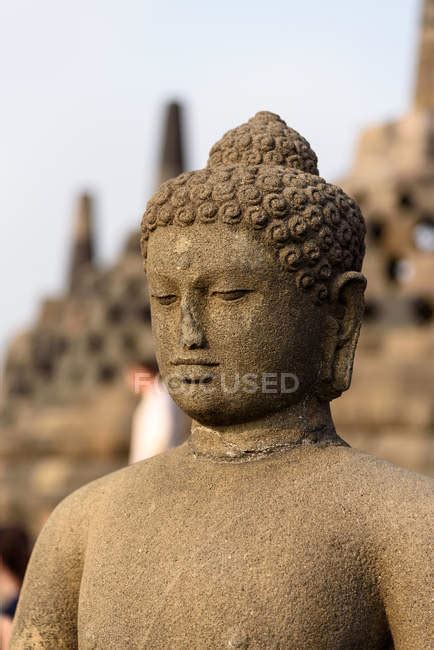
[207,111,319,174]
[141,112,366,304]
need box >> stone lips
[140,113,366,305]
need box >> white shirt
[129,378,190,463]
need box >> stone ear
[318,272,366,400]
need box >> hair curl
[140,112,365,304]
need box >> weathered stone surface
[11,112,433,648]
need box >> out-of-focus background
[0,0,433,537]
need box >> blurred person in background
[127,361,190,463]
[0,526,31,648]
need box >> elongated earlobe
[317,272,366,400]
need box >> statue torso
[77,444,392,649]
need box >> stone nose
[179,300,206,350]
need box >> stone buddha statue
[11,113,433,649]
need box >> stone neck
[189,398,346,462]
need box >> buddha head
[140,112,366,426]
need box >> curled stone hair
[140,112,366,304]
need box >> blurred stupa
[332,0,434,473]
[0,101,186,534]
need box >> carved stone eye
[153,294,177,306]
[212,290,251,302]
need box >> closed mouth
[171,359,219,367]
[181,375,214,385]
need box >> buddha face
[147,221,327,426]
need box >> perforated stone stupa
[332,0,434,473]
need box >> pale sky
[0,0,420,356]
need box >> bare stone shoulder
[336,446,433,509]
[336,449,434,646]
[317,446,433,529]
[58,443,186,525]
[10,449,182,649]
